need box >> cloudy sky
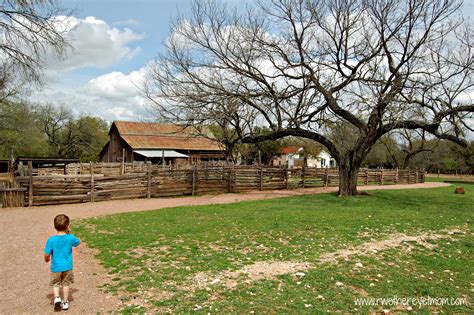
[31,0,196,122]
[32,0,474,123]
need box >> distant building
[99,121,225,165]
[272,146,336,168]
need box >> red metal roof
[121,135,223,151]
[113,121,223,151]
[114,121,194,136]
[280,146,301,154]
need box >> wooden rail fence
[3,163,424,207]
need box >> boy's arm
[71,233,80,247]
[44,238,53,262]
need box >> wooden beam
[90,162,95,202]
[28,161,33,207]
[147,161,151,199]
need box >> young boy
[44,214,80,311]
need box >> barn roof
[113,121,194,136]
[112,121,223,151]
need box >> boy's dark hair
[54,214,69,231]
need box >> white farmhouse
[272,146,336,168]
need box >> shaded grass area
[425,176,474,184]
[75,186,473,313]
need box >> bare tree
[36,103,73,156]
[381,130,439,168]
[0,0,70,86]
[146,0,474,196]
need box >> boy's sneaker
[53,297,62,311]
[62,301,69,311]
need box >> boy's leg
[53,285,62,311]
[61,270,74,310]
[50,272,62,310]
[63,286,69,301]
[53,286,60,298]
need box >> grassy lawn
[75,186,473,313]
[425,175,474,184]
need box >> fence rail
[3,163,425,207]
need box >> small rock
[354,262,363,268]
[369,283,375,287]
[305,304,312,308]
[454,187,465,194]
[211,278,220,285]
[335,281,343,287]
[317,295,325,300]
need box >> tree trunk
[338,160,361,196]
[225,143,235,166]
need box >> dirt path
[0,182,449,314]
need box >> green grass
[425,176,474,184]
[75,186,473,313]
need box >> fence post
[407,168,410,184]
[421,168,425,182]
[415,168,418,183]
[191,165,196,196]
[227,166,233,193]
[121,148,125,175]
[324,168,329,188]
[259,166,264,191]
[380,168,384,185]
[365,169,369,185]
[28,161,33,207]
[90,162,95,202]
[301,166,305,188]
[395,168,399,183]
[284,165,289,190]
[147,161,152,199]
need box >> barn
[99,121,225,165]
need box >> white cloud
[32,67,150,122]
[82,68,146,100]
[44,16,145,78]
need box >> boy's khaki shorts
[50,270,74,287]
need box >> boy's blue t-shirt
[44,234,80,272]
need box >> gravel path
[0,182,449,314]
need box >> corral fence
[2,162,425,207]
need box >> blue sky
[32,0,474,123]
[63,0,192,75]
[32,0,200,121]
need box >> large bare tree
[0,0,69,88]
[146,0,474,196]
